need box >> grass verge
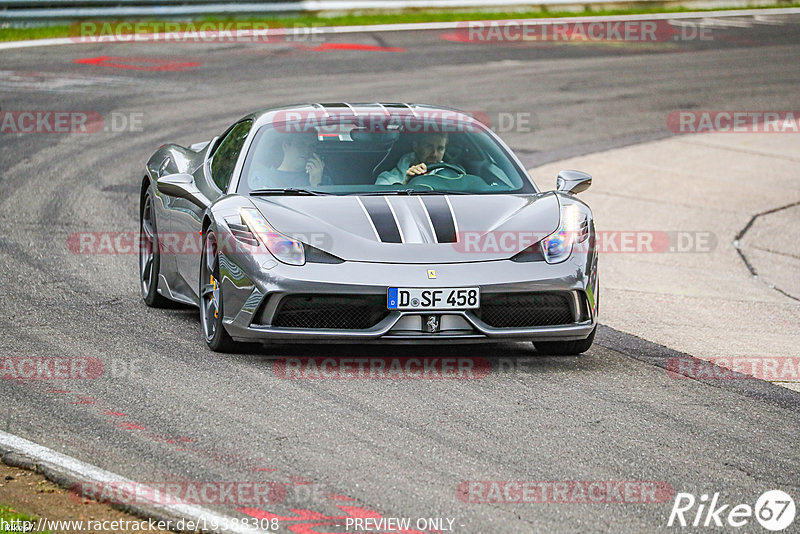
[0,504,52,534]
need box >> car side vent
[578,218,589,242]
[227,221,259,247]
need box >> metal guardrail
[0,0,636,4]
[1,1,306,19]
[0,0,783,23]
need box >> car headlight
[541,204,588,264]
[240,208,305,266]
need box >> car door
[173,119,253,300]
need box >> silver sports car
[139,103,597,353]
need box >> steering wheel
[425,162,466,176]
[406,162,466,185]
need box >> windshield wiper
[249,188,328,196]
[361,189,468,196]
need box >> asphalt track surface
[2,12,800,533]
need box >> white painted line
[1,7,799,51]
[0,37,76,50]
[5,0,800,19]
[0,430,267,534]
[307,6,800,32]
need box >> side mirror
[156,173,211,209]
[556,170,592,195]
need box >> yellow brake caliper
[210,274,218,318]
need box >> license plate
[387,287,480,310]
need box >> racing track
[1,11,800,533]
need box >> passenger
[252,133,331,188]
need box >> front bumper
[218,252,598,344]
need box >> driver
[375,133,448,186]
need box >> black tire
[140,190,171,308]
[533,325,596,355]
[199,228,240,352]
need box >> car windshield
[238,113,537,196]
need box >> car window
[210,119,252,192]
[239,116,536,195]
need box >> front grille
[272,294,388,330]
[477,292,574,328]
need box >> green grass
[1,3,798,42]
[0,505,51,534]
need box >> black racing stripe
[361,197,402,243]
[421,196,457,243]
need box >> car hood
[250,193,560,263]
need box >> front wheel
[140,191,170,307]
[533,326,596,355]
[200,229,240,352]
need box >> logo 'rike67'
[668,490,796,531]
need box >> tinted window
[238,115,536,195]
[210,120,252,192]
